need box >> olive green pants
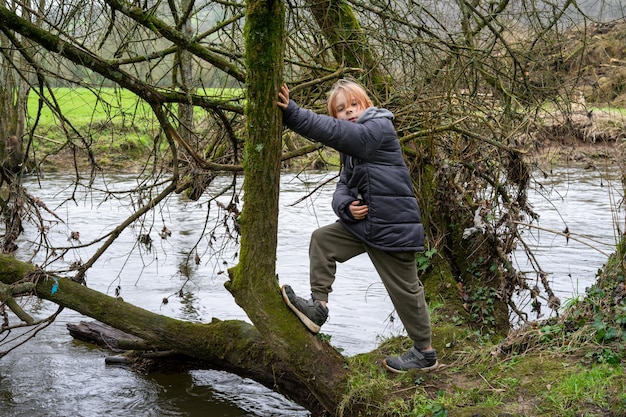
[309,222,432,349]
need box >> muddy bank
[525,107,625,168]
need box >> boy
[277,80,438,372]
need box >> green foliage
[539,323,563,342]
[416,248,437,274]
[615,307,626,327]
[428,403,448,417]
[585,348,622,365]
[317,332,332,342]
[592,315,620,343]
[467,285,498,329]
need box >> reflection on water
[0,165,621,416]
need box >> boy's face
[333,91,365,122]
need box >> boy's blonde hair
[327,79,373,117]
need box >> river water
[0,164,621,416]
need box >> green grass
[341,346,625,417]
[592,106,626,116]
[541,364,624,415]
[336,280,626,417]
[27,86,244,126]
[28,87,152,126]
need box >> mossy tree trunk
[173,0,195,144]
[0,23,20,147]
[225,0,348,414]
[304,0,390,100]
[404,140,514,336]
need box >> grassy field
[28,87,153,126]
[27,86,243,125]
[25,87,243,170]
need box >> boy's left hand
[349,200,368,220]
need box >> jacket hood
[356,107,394,124]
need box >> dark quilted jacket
[282,100,424,252]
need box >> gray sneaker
[383,346,439,373]
[281,285,328,333]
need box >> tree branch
[104,0,246,83]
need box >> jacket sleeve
[332,175,358,222]
[282,100,382,161]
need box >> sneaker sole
[382,359,440,374]
[281,285,321,334]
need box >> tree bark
[304,0,389,99]
[225,0,349,414]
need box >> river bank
[528,106,625,169]
[35,125,625,176]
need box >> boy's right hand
[277,84,290,109]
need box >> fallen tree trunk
[0,254,326,416]
[67,320,238,373]
[67,320,150,351]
